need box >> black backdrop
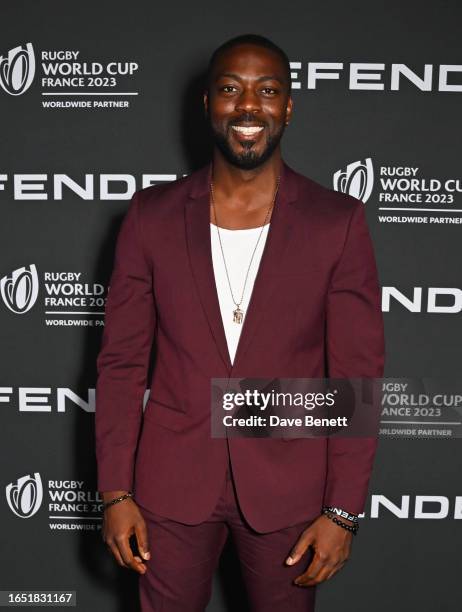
[1,1,461,610]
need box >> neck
[211,149,282,204]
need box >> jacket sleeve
[324,199,385,515]
[95,191,156,493]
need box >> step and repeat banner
[1,1,460,610]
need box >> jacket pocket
[143,398,190,432]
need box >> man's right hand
[101,491,150,575]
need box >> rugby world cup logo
[0,43,35,96]
[6,473,43,518]
[0,264,39,314]
[333,158,374,203]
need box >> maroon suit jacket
[95,159,385,533]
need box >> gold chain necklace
[209,176,280,324]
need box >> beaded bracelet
[102,492,134,512]
[321,508,359,535]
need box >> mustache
[229,113,266,127]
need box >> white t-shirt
[210,222,270,365]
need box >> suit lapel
[185,160,299,375]
[185,162,232,372]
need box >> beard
[210,121,285,171]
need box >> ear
[203,90,209,117]
[285,95,293,126]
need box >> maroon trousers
[137,456,317,611]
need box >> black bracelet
[321,508,359,535]
[102,492,134,512]
[322,505,359,524]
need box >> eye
[261,87,278,95]
[221,85,238,93]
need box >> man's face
[204,44,293,170]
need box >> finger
[107,541,130,569]
[298,565,334,586]
[325,560,347,581]
[116,536,146,574]
[294,552,328,585]
[135,519,151,561]
[285,530,314,565]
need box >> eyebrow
[215,72,284,85]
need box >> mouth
[230,125,265,143]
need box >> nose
[234,87,261,115]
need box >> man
[96,33,385,611]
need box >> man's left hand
[285,514,354,586]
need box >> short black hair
[206,33,291,92]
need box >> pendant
[233,306,244,324]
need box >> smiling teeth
[232,126,264,135]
